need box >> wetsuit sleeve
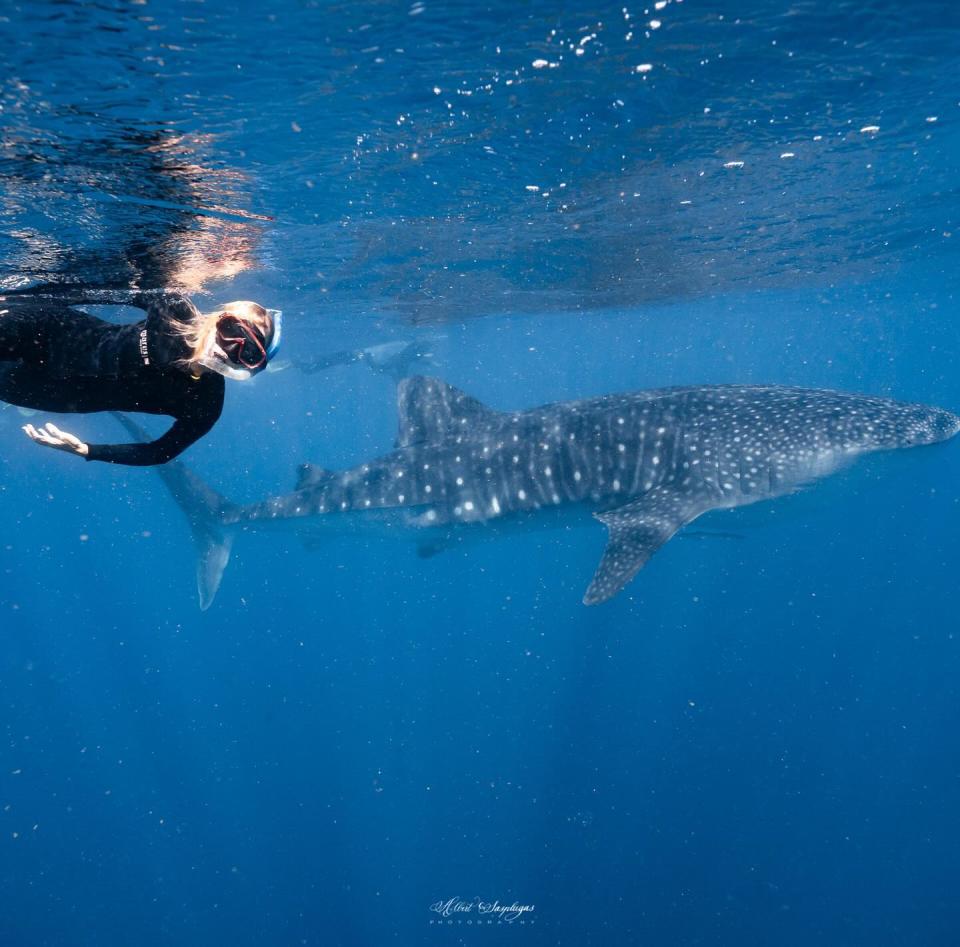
[84,380,225,466]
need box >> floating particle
[525,185,540,192]
[723,160,744,169]
[291,121,302,133]
[635,63,653,73]
[655,0,667,7]
[780,152,795,158]
[926,115,938,123]
[860,125,880,133]
[532,59,557,69]
[649,19,662,29]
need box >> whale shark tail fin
[112,414,237,610]
[173,463,235,611]
[194,527,234,611]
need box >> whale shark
[122,377,959,609]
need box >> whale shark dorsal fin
[296,462,335,491]
[396,376,500,447]
[584,486,715,605]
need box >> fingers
[23,423,58,447]
[21,421,87,455]
[22,423,49,444]
[43,422,78,446]
[49,424,87,454]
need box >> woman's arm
[83,411,219,466]
[24,411,218,466]
[23,376,225,467]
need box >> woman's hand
[22,422,90,457]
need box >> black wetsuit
[0,291,224,466]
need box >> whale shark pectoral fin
[584,487,712,605]
[584,516,669,605]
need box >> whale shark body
[131,378,959,609]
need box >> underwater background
[1,0,959,944]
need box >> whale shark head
[891,403,960,448]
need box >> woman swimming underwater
[0,289,281,466]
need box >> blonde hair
[173,300,272,369]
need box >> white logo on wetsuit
[139,328,149,365]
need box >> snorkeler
[290,337,440,382]
[0,289,281,466]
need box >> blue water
[2,1,959,944]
